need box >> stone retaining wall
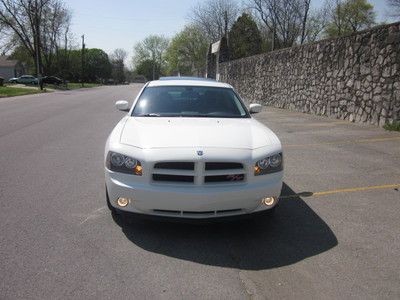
[219,22,400,126]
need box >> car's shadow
[113,183,338,270]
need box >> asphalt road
[0,84,399,299]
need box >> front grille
[154,162,194,170]
[216,209,242,214]
[151,161,246,185]
[205,174,245,183]
[205,162,243,170]
[182,210,214,215]
[152,208,243,217]
[152,174,194,183]
[153,209,180,215]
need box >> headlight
[106,151,142,175]
[269,154,282,168]
[256,158,269,169]
[254,153,283,176]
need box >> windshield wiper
[138,113,161,117]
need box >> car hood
[120,117,280,150]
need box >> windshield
[132,86,249,118]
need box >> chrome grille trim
[205,174,245,183]
[154,162,195,170]
[205,162,243,170]
[151,161,247,185]
[152,174,194,183]
[152,208,244,217]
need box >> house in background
[0,56,26,81]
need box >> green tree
[135,59,162,81]
[228,13,262,60]
[133,35,169,80]
[9,45,35,73]
[84,48,112,82]
[325,0,376,38]
[66,49,83,82]
[165,25,209,76]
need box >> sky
[66,0,394,67]
[67,0,200,65]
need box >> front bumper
[105,170,283,219]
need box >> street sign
[211,41,220,54]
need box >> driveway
[0,84,399,299]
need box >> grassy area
[0,82,101,97]
[0,85,44,98]
[383,120,400,132]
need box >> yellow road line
[284,121,350,127]
[280,183,400,199]
[285,136,400,148]
[313,184,400,196]
[356,137,400,143]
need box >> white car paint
[105,79,283,219]
[115,100,129,111]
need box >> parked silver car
[16,75,38,85]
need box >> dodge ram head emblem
[197,150,203,156]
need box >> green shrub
[383,120,400,131]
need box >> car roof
[148,77,233,88]
[159,76,217,82]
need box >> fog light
[262,197,275,206]
[116,197,130,207]
[134,165,143,176]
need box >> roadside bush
[383,120,400,131]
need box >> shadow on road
[113,183,338,270]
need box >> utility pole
[81,34,85,87]
[152,51,155,80]
[34,0,42,90]
[64,28,69,87]
[224,10,228,38]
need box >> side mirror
[249,103,262,114]
[115,100,129,111]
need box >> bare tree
[250,0,311,50]
[0,23,15,54]
[111,48,127,63]
[326,0,345,35]
[0,0,71,75]
[387,0,400,17]
[299,0,311,44]
[110,48,128,84]
[303,6,330,42]
[189,0,240,42]
[40,0,71,74]
[250,0,300,50]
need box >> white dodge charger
[105,77,283,220]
